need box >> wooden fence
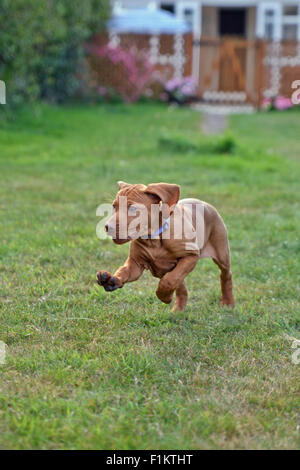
[89,33,300,107]
[197,38,300,106]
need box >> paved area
[191,102,256,135]
[192,102,256,115]
[201,112,228,135]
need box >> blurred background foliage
[0,0,110,105]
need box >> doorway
[219,8,246,37]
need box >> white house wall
[114,1,300,12]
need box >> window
[257,3,282,40]
[283,23,298,39]
[177,2,200,36]
[283,5,298,16]
[182,8,194,28]
[265,22,274,39]
[258,2,300,40]
[265,8,275,17]
[219,8,246,37]
[264,9,276,39]
[160,3,175,15]
[282,4,300,41]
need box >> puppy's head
[105,181,180,244]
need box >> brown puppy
[97,182,234,311]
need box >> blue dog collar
[151,216,170,238]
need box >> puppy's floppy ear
[117,181,131,190]
[144,183,180,207]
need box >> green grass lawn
[0,103,299,449]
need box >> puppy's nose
[105,224,109,233]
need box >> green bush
[0,0,110,105]
[214,133,237,154]
[158,135,199,153]
[158,132,237,155]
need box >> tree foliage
[0,0,110,104]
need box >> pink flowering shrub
[275,96,293,110]
[87,44,154,103]
[261,95,293,111]
[163,76,197,104]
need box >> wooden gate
[198,38,265,106]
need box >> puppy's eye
[128,205,136,214]
[112,204,116,211]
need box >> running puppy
[97,182,234,311]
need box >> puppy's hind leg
[172,281,188,312]
[209,223,234,307]
[213,257,234,307]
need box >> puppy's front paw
[156,276,174,304]
[96,271,122,292]
[156,287,173,304]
